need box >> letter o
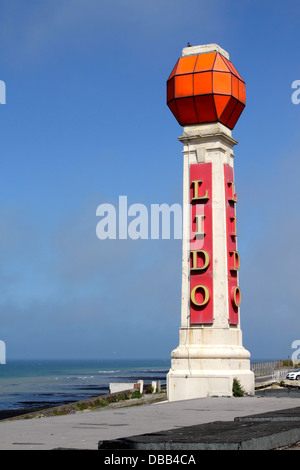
[191,285,210,307]
[232,286,241,308]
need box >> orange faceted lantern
[167,51,246,130]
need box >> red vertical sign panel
[224,164,240,325]
[190,163,213,324]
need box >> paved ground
[1,395,300,450]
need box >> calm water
[0,359,170,411]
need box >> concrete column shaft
[180,123,237,331]
[167,123,254,401]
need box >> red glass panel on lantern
[226,101,245,129]
[222,56,243,80]
[175,74,194,98]
[194,52,216,72]
[194,95,217,122]
[167,76,175,102]
[213,53,229,72]
[194,71,213,95]
[176,55,197,75]
[231,75,239,99]
[213,72,231,95]
[238,80,246,103]
[167,100,180,122]
[176,97,198,125]
[219,96,238,124]
[214,95,231,119]
[168,59,179,80]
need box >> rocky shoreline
[0,388,167,422]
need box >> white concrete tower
[166,44,255,401]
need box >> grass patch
[131,391,143,399]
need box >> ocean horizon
[0,358,171,414]
[0,357,286,416]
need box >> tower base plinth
[167,345,255,401]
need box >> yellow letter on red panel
[190,250,210,272]
[191,180,209,201]
[191,285,210,307]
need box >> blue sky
[0,0,299,360]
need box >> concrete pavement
[1,394,300,450]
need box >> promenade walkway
[0,394,300,450]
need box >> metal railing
[272,369,290,381]
[250,360,285,378]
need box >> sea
[0,359,170,417]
